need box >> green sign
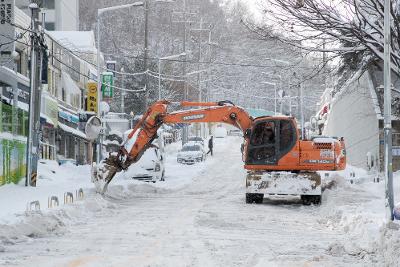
[101,72,114,98]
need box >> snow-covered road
[1,137,399,266]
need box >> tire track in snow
[0,137,371,266]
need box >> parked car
[57,157,77,166]
[125,130,166,182]
[228,129,242,136]
[177,143,206,164]
[188,136,205,146]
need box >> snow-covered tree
[247,0,400,94]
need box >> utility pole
[197,18,203,103]
[96,8,102,165]
[172,0,193,145]
[383,0,394,221]
[192,17,204,137]
[96,3,141,163]
[26,1,42,187]
[182,0,188,145]
[300,82,305,140]
[207,29,212,102]
[121,67,126,113]
[143,0,149,110]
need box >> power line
[11,21,314,72]
[46,44,302,69]
[0,29,31,48]
[44,32,146,76]
[51,55,145,92]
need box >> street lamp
[262,81,277,115]
[158,52,186,100]
[96,2,144,164]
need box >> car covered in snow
[187,136,205,147]
[127,146,165,182]
[177,143,206,164]
[228,129,242,136]
[124,130,166,182]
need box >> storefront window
[1,103,13,133]
[16,109,28,136]
[393,133,400,146]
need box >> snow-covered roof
[47,31,97,52]
[58,122,87,139]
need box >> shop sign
[101,72,113,98]
[59,110,79,124]
[86,81,98,112]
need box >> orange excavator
[92,100,346,204]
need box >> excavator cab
[246,117,297,166]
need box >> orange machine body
[242,116,346,172]
[122,101,346,174]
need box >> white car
[177,144,206,164]
[127,145,165,182]
[124,130,166,182]
[228,129,242,136]
[187,136,205,147]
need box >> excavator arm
[92,100,253,193]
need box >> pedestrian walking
[207,136,214,156]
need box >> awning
[59,109,79,124]
[58,122,87,139]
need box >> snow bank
[0,194,117,251]
[318,165,400,265]
[0,160,94,224]
[0,139,220,250]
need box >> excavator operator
[253,122,275,146]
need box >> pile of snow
[318,166,400,265]
[0,160,94,225]
[0,139,219,248]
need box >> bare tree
[246,0,400,87]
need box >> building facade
[1,5,100,185]
[322,65,400,172]
[16,0,79,31]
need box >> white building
[16,0,79,31]
[322,64,400,172]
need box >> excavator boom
[92,100,253,193]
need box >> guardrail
[64,192,74,204]
[24,189,85,215]
[48,196,59,208]
[26,200,41,212]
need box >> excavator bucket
[91,154,122,194]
